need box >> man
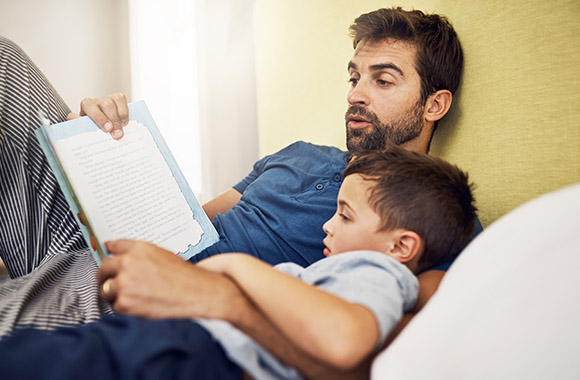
[89,6,469,320]
[0,6,474,379]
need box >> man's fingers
[95,94,128,140]
[100,277,116,301]
[66,112,80,121]
[104,239,136,256]
[79,97,114,133]
[78,93,129,140]
[96,254,120,285]
[110,92,129,125]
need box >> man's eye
[348,77,359,86]
[376,79,392,87]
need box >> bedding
[372,182,580,380]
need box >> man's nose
[347,81,370,106]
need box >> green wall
[254,0,580,227]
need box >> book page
[51,120,203,254]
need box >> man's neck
[399,139,429,154]
[401,123,434,154]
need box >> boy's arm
[198,253,380,369]
[233,304,374,380]
[100,240,375,378]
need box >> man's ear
[424,89,452,123]
[388,230,423,269]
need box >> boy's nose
[322,219,331,235]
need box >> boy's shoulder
[276,251,413,280]
[277,251,419,318]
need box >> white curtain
[128,0,259,203]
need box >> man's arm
[202,188,242,220]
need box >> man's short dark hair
[344,147,476,273]
[349,7,463,104]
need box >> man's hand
[97,239,249,320]
[67,93,129,140]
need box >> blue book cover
[35,100,219,264]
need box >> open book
[35,101,219,264]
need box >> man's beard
[345,100,425,153]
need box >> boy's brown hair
[349,7,463,105]
[344,147,476,273]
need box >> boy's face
[322,174,399,257]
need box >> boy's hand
[67,92,129,140]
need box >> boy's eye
[339,213,350,222]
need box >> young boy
[0,147,476,380]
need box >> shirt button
[315,183,324,190]
[333,174,342,182]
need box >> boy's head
[322,147,476,273]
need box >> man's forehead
[349,39,418,73]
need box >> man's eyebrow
[347,61,404,77]
[369,63,404,77]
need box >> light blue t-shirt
[197,251,418,380]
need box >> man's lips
[346,114,371,129]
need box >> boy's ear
[388,230,423,269]
[424,89,452,123]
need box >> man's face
[346,39,426,153]
[322,174,400,257]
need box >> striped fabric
[0,36,111,337]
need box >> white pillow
[372,183,580,380]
